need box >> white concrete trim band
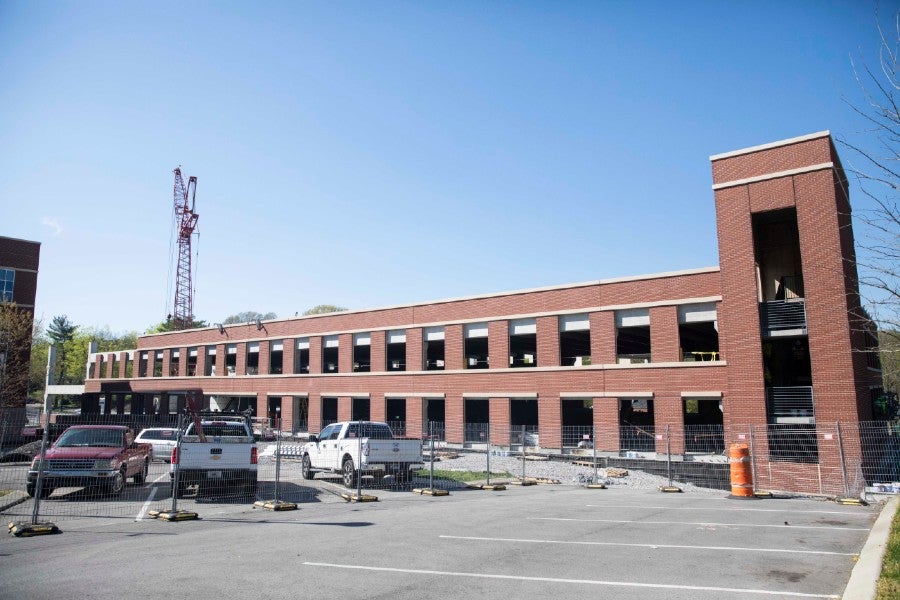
[560,391,654,398]
[712,163,834,191]
[384,392,446,399]
[681,391,723,398]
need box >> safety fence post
[429,421,435,492]
[274,417,282,505]
[659,424,682,493]
[485,423,491,487]
[521,425,526,482]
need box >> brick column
[280,395,294,433]
[369,392,386,422]
[406,397,423,438]
[283,340,295,375]
[650,305,680,363]
[195,347,206,378]
[590,311,616,365]
[215,344,226,376]
[308,393,322,432]
[489,397,510,445]
[488,321,509,369]
[337,396,352,422]
[536,317,559,368]
[444,324,464,370]
[338,334,352,374]
[538,395,561,450]
[370,330,386,373]
[258,342,270,376]
[653,393,685,454]
[595,397,620,452]
[308,336,322,374]
[445,394,464,444]
[118,351,128,378]
[406,328,423,372]
[179,347,189,376]
[161,350,171,379]
[234,343,247,376]
[255,392,267,421]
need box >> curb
[842,495,898,600]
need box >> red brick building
[0,235,41,420]
[82,132,885,488]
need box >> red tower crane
[172,167,199,330]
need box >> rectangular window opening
[269,340,283,374]
[616,309,651,364]
[560,314,591,366]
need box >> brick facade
[82,133,883,491]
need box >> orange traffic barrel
[729,443,754,497]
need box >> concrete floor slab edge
[842,495,898,600]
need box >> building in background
[81,132,888,494]
[0,236,41,427]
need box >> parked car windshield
[56,428,124,448]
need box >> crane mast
[172,167,199,330]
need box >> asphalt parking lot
[0,481,883,600]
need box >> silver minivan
[135,427,179,462]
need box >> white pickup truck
[300,421,423,488]
[169,414,258,497]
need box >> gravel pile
[426,451,725,494]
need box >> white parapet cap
[680,391,723,398]
[461,392,538,399]
[384,392,445,399]
[709,130,830,161]
[560,391,654,398]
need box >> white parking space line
[135,473,168,521]
[529,517,868,531]
[438,535,857,556]
[585,504,872,516]
[302,562,840,598]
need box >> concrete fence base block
[412,488,450,496]
[8,521,61,537]
[148,509,199,521]
[254,500,298,511]
[341,493,378,503]
[585,483,607,489]
[835,497,867,506]
[658,485,683,493]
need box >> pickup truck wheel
[107,468,126,496]
[244,476,258,498]
[301,455,314,480]
[342,458,358,489]
[394,469,411,485]
[133,460,149,484]
[26,483,53,498]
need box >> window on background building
[205,346,216,376]
[0,268,14,302]
[509,318,537,367]
[246,342,260,375]
[187,347,198,376]
[269,340,283,374]
[559,314,591,366]
[98,355,107,379]
[464,323,489,369]
[323,336,339,373]
[153,351,163,377]
[169,350,180,376]
[138,353,148,377]
[423,326,445,370]
[678,303,720,362]
[615,309,651,364]
[386,330,406,371]
[294,338,309,373]
[110,354,119,378]
[124,353,133,378]
[226,344,237,375]
[353,333,371,372]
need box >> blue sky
[0,1,894,333]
